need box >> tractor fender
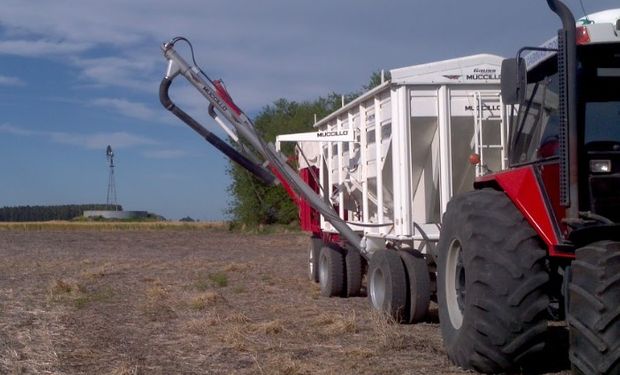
[475,165,573,258]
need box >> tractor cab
[499,8,620,246]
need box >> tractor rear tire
[400,249,431,323]
[308,236,322,282]
[368,249,407,322]
[345,248,363,297]
[437,189,549,373]
[319,244,345,297]
[568,241,620,375]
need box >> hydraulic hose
[159,77,277,186]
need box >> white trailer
[275,53,509,322]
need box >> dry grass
[250,319,286,335]
[368,310,408,351]
[314,312,358,337]
[184,314,222,335]
[80,262,114,279]
[0,229,545,375]
[49,278,83,297]
[109,362,140,375]
[188,291,219,311]
[260,353,312,375]
[224,311,252,324]
[48,278,115,310]
[141,285,177,321]
[208,272,229,288]
[223,262,250,273]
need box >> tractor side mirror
[500,58,526,105]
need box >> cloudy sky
[0,0,617,220]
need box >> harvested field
[0,228,571,374]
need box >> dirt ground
[0,229,573,374]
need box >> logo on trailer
[465,104,501,112]
[443,75,462,80]
[466,68,500,81]
[317,130,348,138]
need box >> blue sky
[1,0,617,220]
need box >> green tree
[363,69,391,91]
[227,96,340,225]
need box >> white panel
[411,96,438,117]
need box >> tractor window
[580,44,620,144]
[509,66,560,165]
[585,101,620,143]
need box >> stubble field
[0,226,571,374]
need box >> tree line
[227,71,388,226]
[0,204,122,222]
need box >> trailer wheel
[568,241,620,375]
[400,249,430,323]
[308,236,322,282]
[437,189,549,373]
[345,248,363,297]
[319,245,345,297]
[368,249,407,322]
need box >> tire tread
[438,189,549,373]
[569,241,620,375]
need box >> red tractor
[436,1,620,373]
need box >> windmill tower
[106,145,118,209]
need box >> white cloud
[72,55,159,91]
[0,40,92,57]
[0,123,157,150]
[49,131,157,150]
[0,75,25,86]
[142,149,188,159]
[90,98,159,121]
[0,124,34,136]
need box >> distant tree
[363,69,391,91]
[179,216,195,222]
[0,204,122,222]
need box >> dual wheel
[307,236,362,297]
[367,249,431,323]
[308,235,431,321]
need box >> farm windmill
[106,145,118,209]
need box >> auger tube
[160,39,366,254]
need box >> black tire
[308,236,322,282]
[568,241,620,375]
[345,248,363,297]
[367,249,407,322]
[437,189,549,373]
[318,244,345,297]
[400,249,431,323]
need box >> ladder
[472,91,508,177]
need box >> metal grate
[557,31,570,207]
